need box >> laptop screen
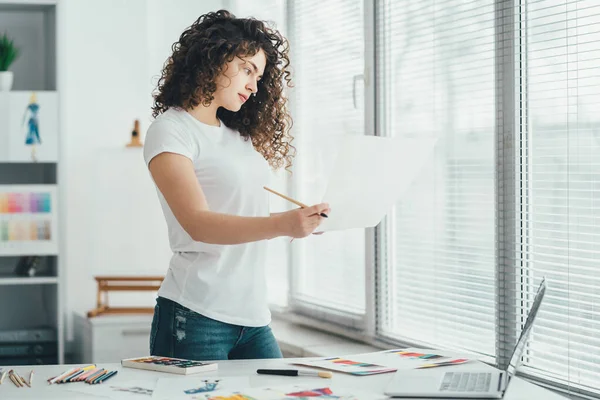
[505,278,547,379]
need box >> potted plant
[0,33,19,91]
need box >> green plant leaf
[0,33,20,71]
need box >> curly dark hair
[152,9,295,170]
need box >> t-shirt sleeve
[143,119,196,166]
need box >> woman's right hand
[274,203,330,239]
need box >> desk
[0,358,566,399]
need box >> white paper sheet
[65,379,156,399]
[315,135,437,231]
[191,384,387,400]
[151,376,250,400]
[292,356,396,376]
[293,348,475,375]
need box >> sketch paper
[66,379,156,399]
[192,384,387,400]
[310,135,437,231]
[152,376,250,400]
[293,357,396,376]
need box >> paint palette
[121,356,218,375]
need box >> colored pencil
[85,368,106,384]
[49,367,78,385]
[77,367,100,382]
[94,370,118,384]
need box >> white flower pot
[0,71,14,91]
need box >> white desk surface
[0,358,566,399]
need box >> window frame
[283,0,375,330]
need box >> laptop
[384,277,547,398]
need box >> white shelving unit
[0,276,58,285]
[0,0,62,365]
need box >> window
[376,0,497,354]
[278,0,600,395]
[287,0,367,324]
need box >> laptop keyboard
[439,372,492,393]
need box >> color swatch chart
[0,192,52,214]
[0,191,53,242]
[0,220,52,241]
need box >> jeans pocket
[149,303,160,355]
[174,301,196,316]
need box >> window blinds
[376,0,498,355]
[520,0,600,392]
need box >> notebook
[121,356,218,375]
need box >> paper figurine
[23,92,41,161]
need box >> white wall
[58,0,224,340]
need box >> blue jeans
[149,296,282,361]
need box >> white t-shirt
[143,108,272,327]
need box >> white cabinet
[73,313,153,364]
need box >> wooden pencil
[19,374,30,388]
[263,186,328,218]
[9,371,22,388]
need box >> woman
[144,10,330,361]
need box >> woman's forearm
[185,210,285,245]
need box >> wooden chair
[87,276,164,318]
